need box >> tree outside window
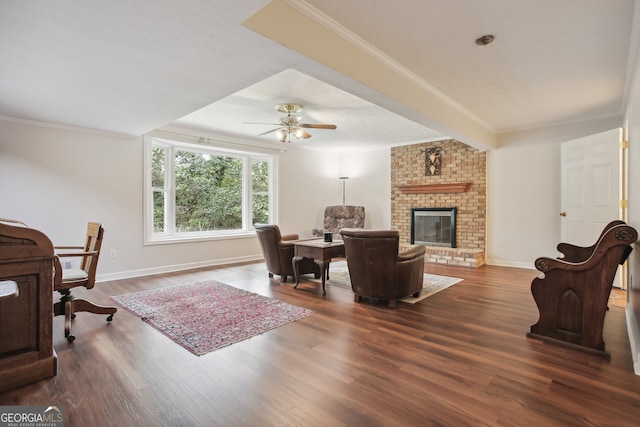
[146,137,274,243]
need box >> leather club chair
[255,224,320,283]
[340,228,426,308]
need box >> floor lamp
[339,176,349,205]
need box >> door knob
[560,212,567,217]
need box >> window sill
[144,230,256,246]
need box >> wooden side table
[292,240,345,295]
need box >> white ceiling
[176,68,445,152]
[0,0,637,153]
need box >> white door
[560,128,621,284]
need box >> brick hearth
[400,245,485,267]
[423,246,485,267]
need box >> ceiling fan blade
[258,127,282,136]
[300,123,337,129]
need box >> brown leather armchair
[340,229,426,308]
[255,224,320,283]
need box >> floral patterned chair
[312,205,365,240]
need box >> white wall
[4,114,620,279]
[0,115,584,280]
[0,120,266,280]
[0,119,391,282]
[340,148,391,230]
[623,2,640,374]
[277,145,391,236]
[627,87,640,375]
[487,120,629,269]
[486,139,561,268]
[8,114,624,281]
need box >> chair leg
[354,294,362,303]
[54,291,117,342]
[54,290,76,342]
[73,299,117,319]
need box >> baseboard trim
[625,307,640,376]
[96,254,264,282]
[485,258,535,270]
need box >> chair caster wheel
[107,314,114,322]
[66,335,76,343]
[71,313,76,319]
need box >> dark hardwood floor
[1,261,639,426]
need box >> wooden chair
[527,222,637,357]
[53,222,116,342]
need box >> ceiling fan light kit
[248,103,337,143]
[276,103,303,114]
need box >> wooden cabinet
[0,222,57,392]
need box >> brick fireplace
[391,139,486,267]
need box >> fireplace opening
[411,207,457,248]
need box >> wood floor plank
[1,261,639,426]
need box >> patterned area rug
[321,260,463,303]
[110,281,314,355]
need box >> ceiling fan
[246,103,337,143]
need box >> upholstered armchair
[312,205,365,240]
[255,224,320,283]
[340,228,426,308]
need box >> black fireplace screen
[411,208,457,248]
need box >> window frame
[143,133,277,245]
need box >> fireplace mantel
[398,183,470,194]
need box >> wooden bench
[527,222,637,358]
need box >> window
[144,135,275,244]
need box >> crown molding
[282,0,495,133]
[0,115,137,140]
